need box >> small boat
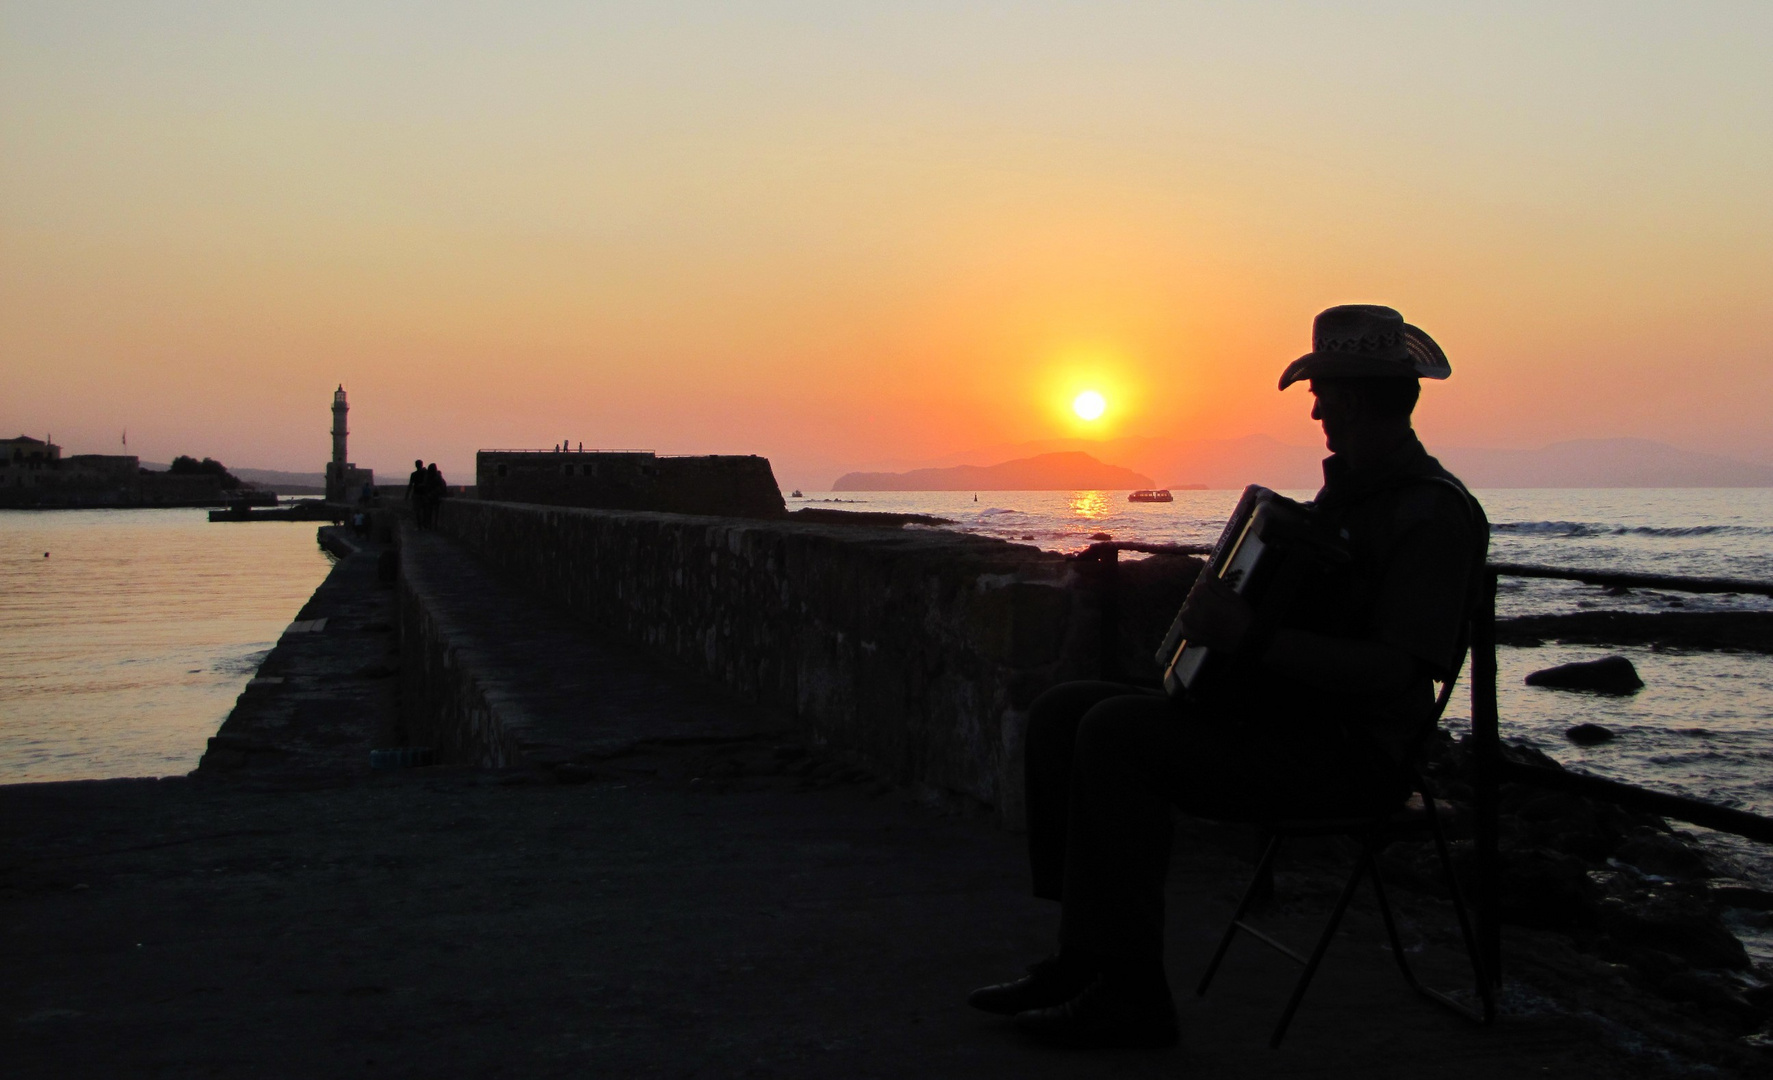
[1128,489,1174,503]
[790,489,803,498]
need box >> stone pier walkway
[193,527,398,781]
[397,526,781,768]
[0,528,1743,1077]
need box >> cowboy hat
[1277,304,1451,389]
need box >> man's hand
[1177,573,1256,654]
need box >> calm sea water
[812,487,1773,950]
[0,509,333,783]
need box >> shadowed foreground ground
[0,751,1702,1079]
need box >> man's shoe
[968,956,1095,1015]
[1013,977,1179,1049]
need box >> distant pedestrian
[423,463,447,528]
[354,484,375,536]
[405,460,429,528]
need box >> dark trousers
[1025,681,1406,982]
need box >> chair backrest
[1398,477,1490,770]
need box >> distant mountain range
[227,467,328,493]
[1440,439,1773,488]
[832,451,1154,491]
[140,466,326,493]
[846,436,1773,491]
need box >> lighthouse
[323,385,373,503]
[331,385,349,473]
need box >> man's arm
[1258,626,1420,700]
[1175,574,1421,700]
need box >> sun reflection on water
[1068,490,1112,520]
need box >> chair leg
[1423,783,1498,1023]
[1196,831,1282,998]
[1268,847,1369,1048]
[1371,784,1498,1026]
[1200,797,1496,1048]
[1366,845,1425,991]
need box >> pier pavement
[0,527,1749,1077]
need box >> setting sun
[1073,390,1107,421]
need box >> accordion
[1159,485,1350,698]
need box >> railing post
[1470,568,1502,986]
[1096,547,1121,681]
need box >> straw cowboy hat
[1277,304,1452,389]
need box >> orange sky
[3,4,1769,490]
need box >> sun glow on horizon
[1072,390,1107,421]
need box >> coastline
[0,493,281,511]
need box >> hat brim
[1277,323,1451,389]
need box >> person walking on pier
[968,305,1488,1049]
[405,460,430,529]
[422,462,447,528]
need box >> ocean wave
[976,508,1025,517]
[1492,521,1773,539]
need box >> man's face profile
[1309,380,1360,454]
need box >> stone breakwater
[418,498,1149,826]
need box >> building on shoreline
[0,434,271,509]
[1,434,61,488]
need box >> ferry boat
[1128,489,1173,503]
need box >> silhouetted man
[969,305,1488,1049]
[406,460,426,519]
[422,463,446,528]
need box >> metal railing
[1072,542,1212,678]
[1488,562,1773,598]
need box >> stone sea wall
[425,499,1137,824]
[397,546,529,769]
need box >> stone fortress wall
[416,497,1125,824]
[475,451,786,519]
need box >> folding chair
[1193,637,1497,1047]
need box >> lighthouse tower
[323,385,372,503]
[331,385,349,472]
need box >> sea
[0,509,333,783]
[2,493,1770,957]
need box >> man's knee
[1028,681,1130,752]
[1073,697,1174,769]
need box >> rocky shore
[1406,735,1773,1056]
[1497,610,1773,654]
